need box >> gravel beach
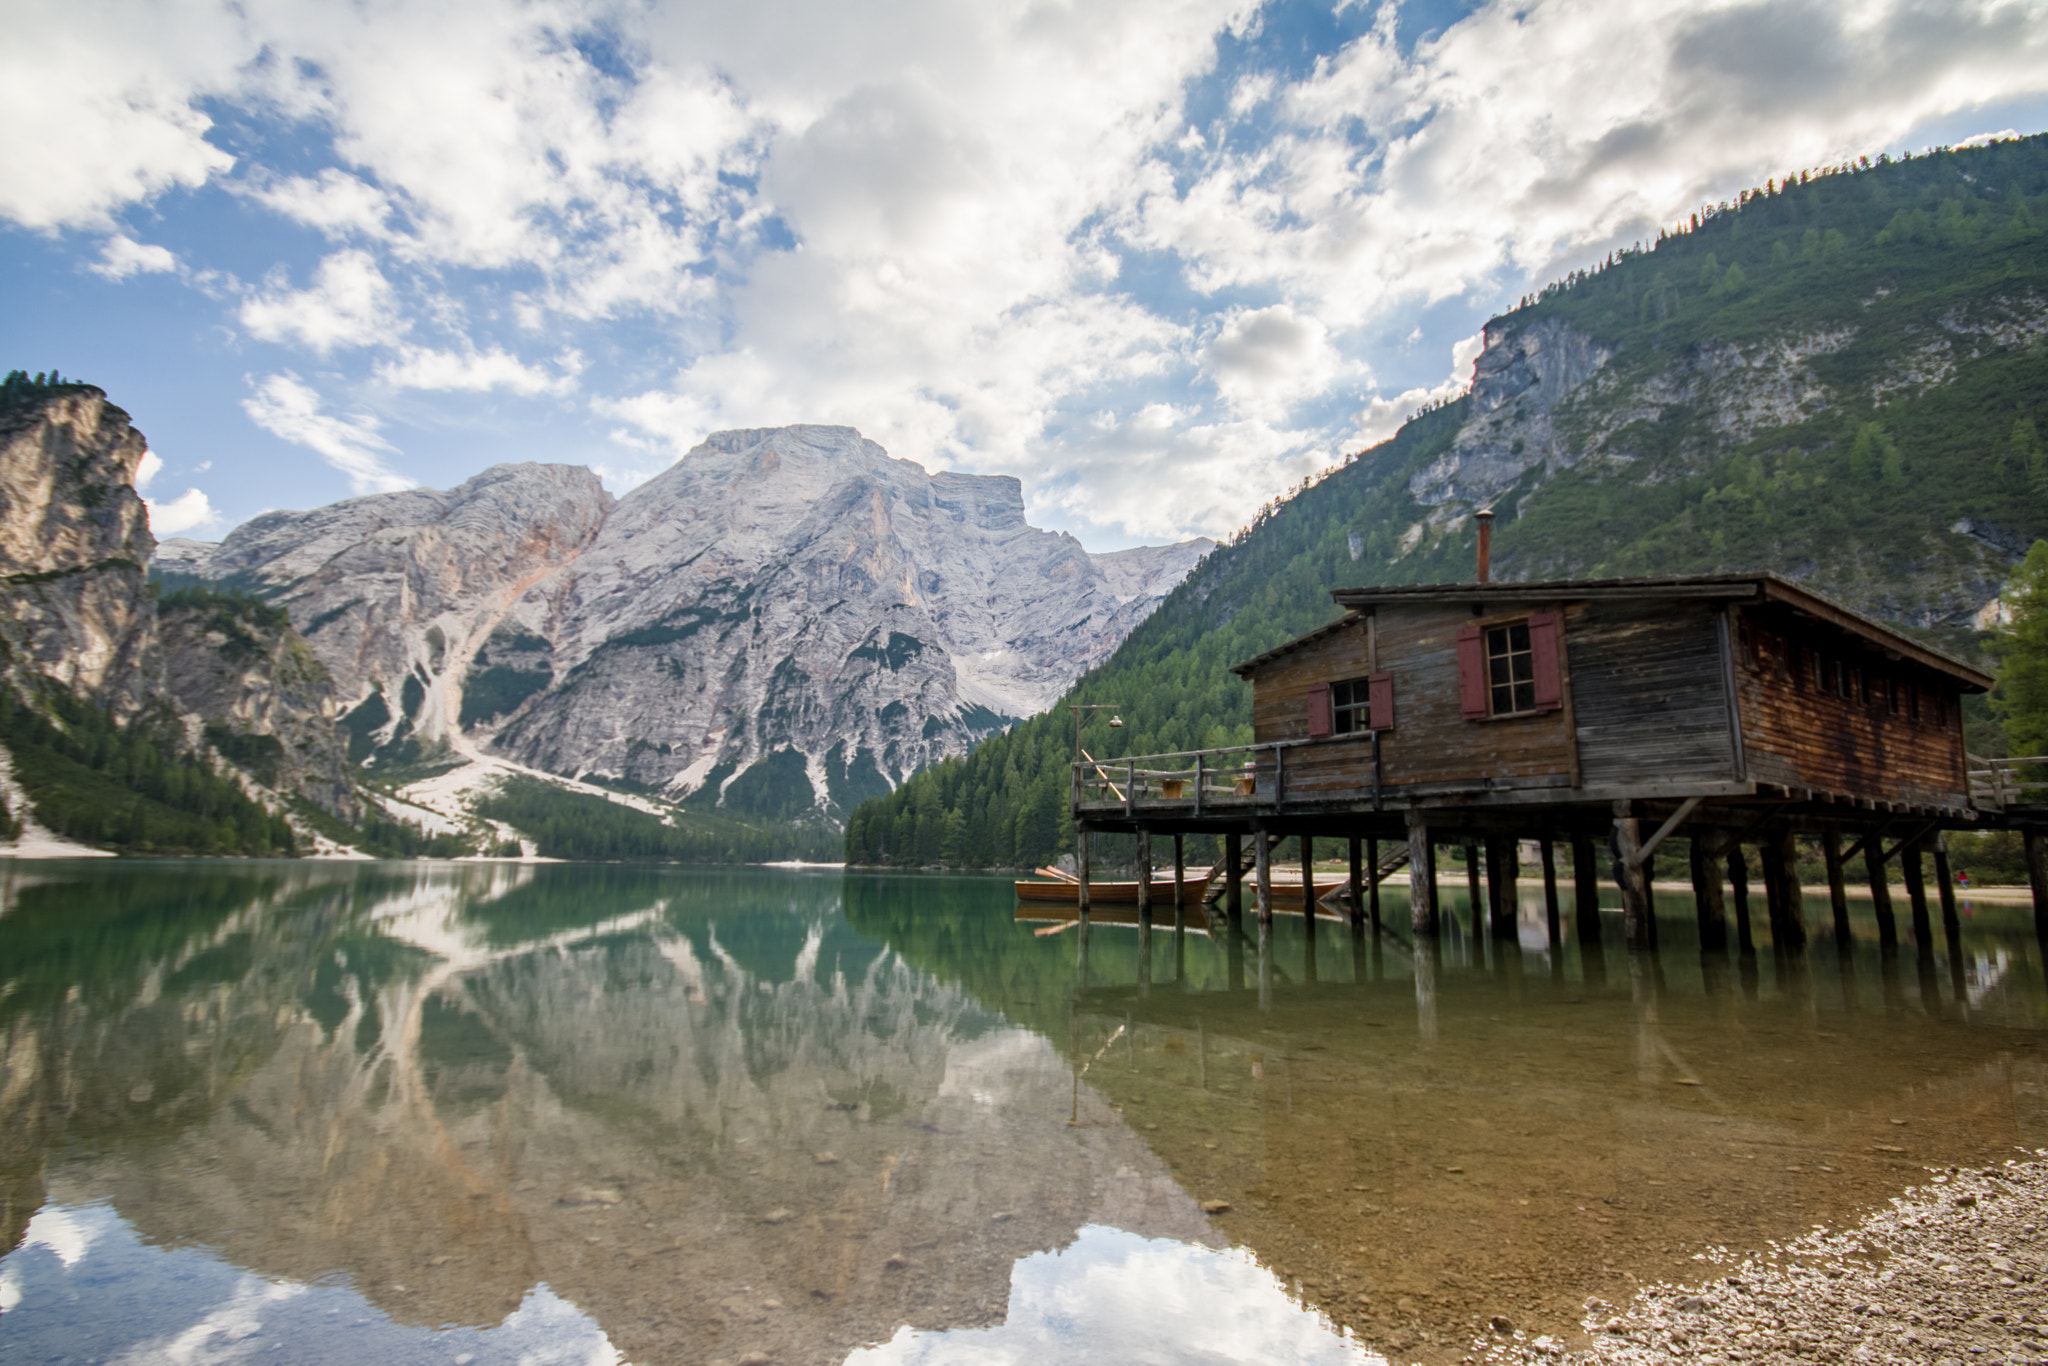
[1468,1153,2048,1366]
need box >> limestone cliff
[0,382,156,711]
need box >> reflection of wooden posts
[1254,830,1274,927]
[1865,839,1898,951]
[1540,838,1561,952]
[1226,833,1243,924]
[1173,834,1185,910]
[1463,842,1484,944]
[1728,846,1754,955]
[1408,811,1438,937]
[1823,833,1852,950]
[1690,835,1727,951]
[1348,835,1364,934]
[1904,838,1933,950]
[1932,835,1960,942]
[1613,803,1653,950]
[1571,833,1601,946]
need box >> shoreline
[1479,1155,2048,1366]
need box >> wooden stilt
[1226,833,1243,923]
[1613,803,1653,950]
[1486,835,1517,941]
[1865,838,1898,952]
[1572,832,1602,947]
[1463,842,1485,945]
[1408,811,1437,937]
[1540,838,1561,952]
[1727,846,1754,955]
[1254,830,1273,927]
[1348,835,1364,932]
[1136,829,1153,923]
[1367,837,1382,933]
[1077,827,1091,926]
[1904,838,1933,951]
[2027,831,2048,948]
[1932,835,1960,941]
[1173,834,1186,915]
[1690,835,1727,951]
[1823,832,1851,950]
[1760,832,1806,952]
[1301,834,1316,931]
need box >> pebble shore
[1468,1153,2048,1366]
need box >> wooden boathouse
[1067,559,2048,954]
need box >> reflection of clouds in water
[847,1225,1382,1366]
[0,1204,622,1366]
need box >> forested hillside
[847,135,2048,870]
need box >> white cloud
[374,345,580,396]
[146,487,220,535]
[134,449,163,492]
[239,250,404,355]
[1202,304,1355,421]
[246,169,394,241]
[0,0,245,230]
[241,372,413,494]
[91,234,178,281]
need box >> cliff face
[203,462,615,752]
[156,594,360,819]
[0,387,157,710]
[0,384,363,837]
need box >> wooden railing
[1071,736,1375,815]
[1969,754,2048,809]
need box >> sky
[4,0,2048,550]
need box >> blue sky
[5,0,2047,549]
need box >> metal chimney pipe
[1474,508,1495,584]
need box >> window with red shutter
[1368,671,1393,731]
[1306,682,1333,738]
[1528,611,1562,712]
[1456,625,1487,719]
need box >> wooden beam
[2028,831,2048,946]
[1864,837,1898,951]
[1629,796,1704,868]
[1571,832,1601,948]
[1348,836,1364,932]
[1728,844,1755,955]
[1254,829,1274,927]
[1463,842,1485,946]
[1691,834,1727,952]
[1904,837,1933,950]
[1932,834,1959,941]
[1078,827,1092,925]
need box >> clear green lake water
[1,860,2044,1365]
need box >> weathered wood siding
[1733,608,1968,805]
[1250,604,1573,797]
[1569,600,1739,791]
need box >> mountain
[164,424,1211,833]
[0,373,342,854]
[847,134,2048,870]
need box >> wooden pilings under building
[1063,572,2048,953]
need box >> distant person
[1956,870,1970,890]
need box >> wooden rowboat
[1011,876,1346,906]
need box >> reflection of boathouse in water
[1066,522,2046,955]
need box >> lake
[1,860,2044,1365]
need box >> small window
[1485,622,1537,715]
[1331,678,1372,734]
[1907,683,1922,723]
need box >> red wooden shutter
[1368,671,1394,732]
[1456,625,1487,719]
[1528,610,1563,712]
[1306,682,1333,738]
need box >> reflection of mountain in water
[0,864,1214,1366]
